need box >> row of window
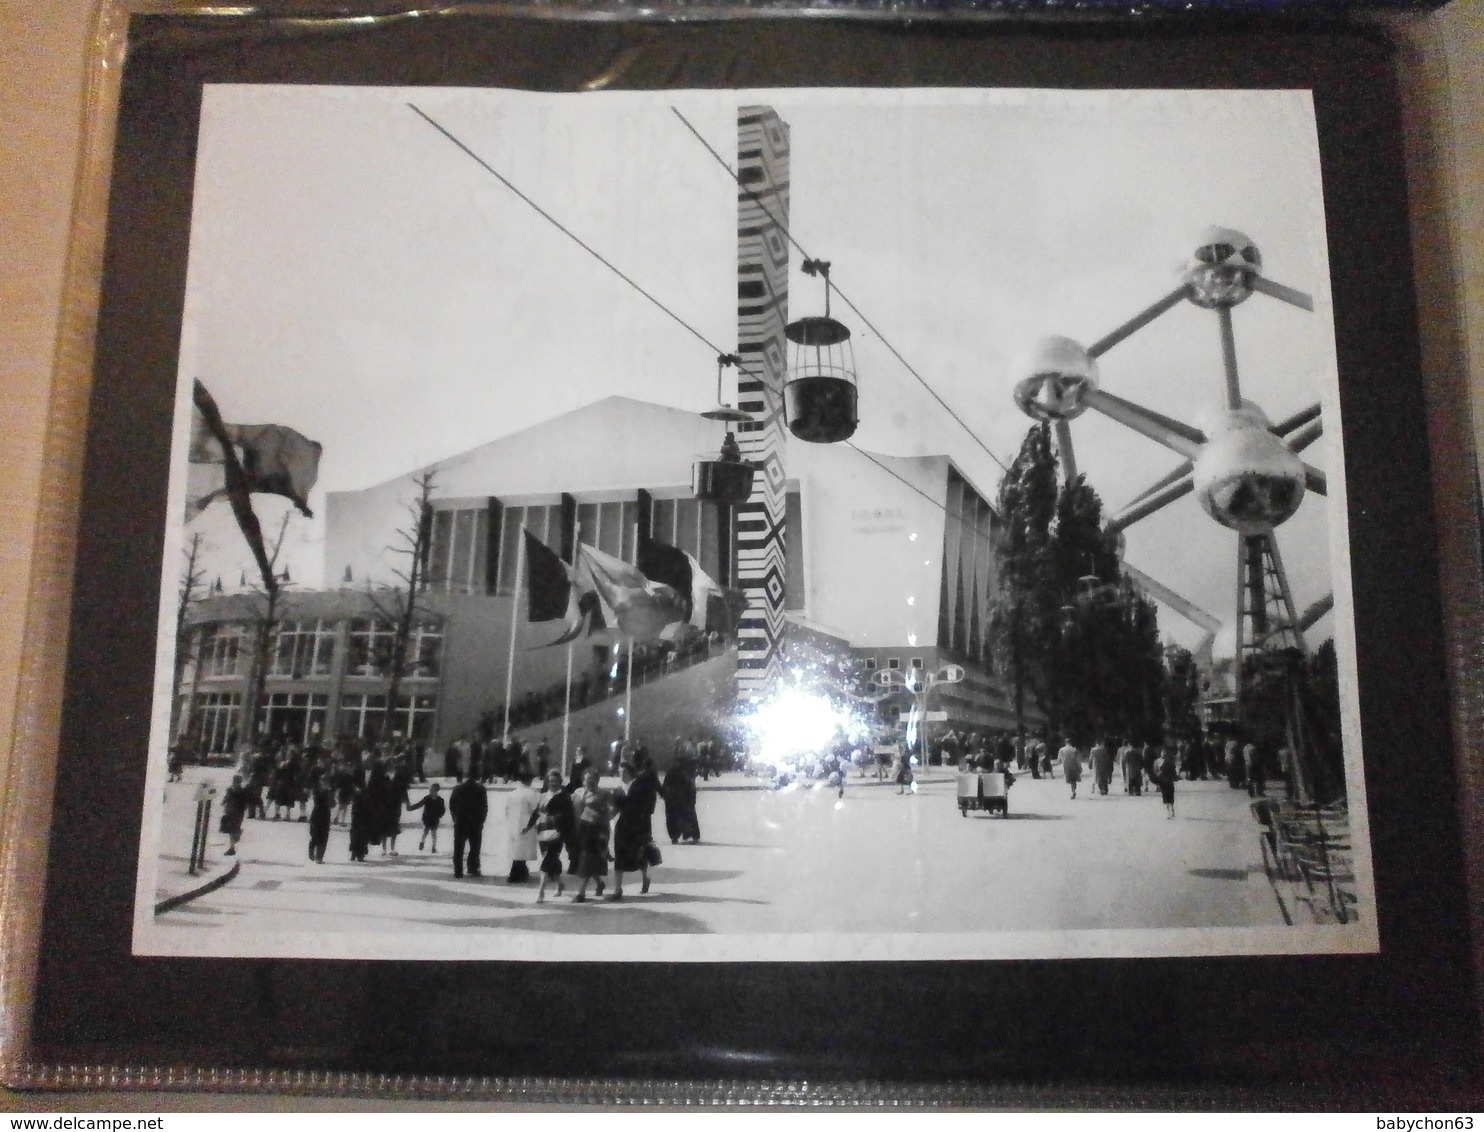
[864,657,926,671]
[193,618,444,681]
[184,690,440,754]
[488,499,712,596]
[427,507,491,596]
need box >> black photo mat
[27,11,1478,1100]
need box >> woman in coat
[363,761,397,857]
[526,769,574,902]
[569,766,613,903]
[347,783,374,862]
[219,774,251,856]
[894,749,915,795]
[662,760,700,844]
[611,753,660,899]
[504,771,541,883]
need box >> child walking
[406,782,447,852]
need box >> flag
[574,542,688,643]
[186,390,322,521]
[523,529,571,622]
[545,589,609,647]
[701,586,749,637]
[524,530,611,647]
[637,531,747,636]
[189,381,280,593]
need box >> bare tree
[366,470,438,743]
[170,532,210,752]
[241,512,295,745]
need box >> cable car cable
[410,103,727,361]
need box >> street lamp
[876,663,965,765]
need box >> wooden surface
[1,0,1479,1105]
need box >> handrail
[491,636,729,734]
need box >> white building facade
[182,396,1022,755]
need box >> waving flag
[573,542,688,643]
[527,529,611,647]
[187,382,322,521]
[637,531,747,637]
[523,529,571,622]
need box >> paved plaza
[149,763,1285,944]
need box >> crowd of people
[942,728,1294,820]
[202,720,1291,907]
[205,731,714,907]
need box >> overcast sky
[173,84,1344,653]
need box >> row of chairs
[1253,799,1358,924]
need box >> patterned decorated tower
[734,106,790,701]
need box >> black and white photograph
[133,84,1377,962]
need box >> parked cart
[957,770,1010,817]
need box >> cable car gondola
[784,259,858,444]
[693,354,756,506]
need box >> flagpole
[561,641,574,776]
[624,637,634,743]
[501,524,527,748]
[557,525,581,777]
[624,521,639,744]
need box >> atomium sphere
[1192,406,1306,534]
[1009,336,1099,422]
[1182,226,1263,310]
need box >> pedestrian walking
[505,771,540,884]
[1153,749,1177,819]
[527,769,574,902]
[1142,742,1159,788]
[448,774,489,879]
[332,759,354,826]
[1060,739,1082,799]
[1244,741,1266,798]
[347,781,375,862]
[1120,741,1143,796]
[570,766,613,903]
[611,754,661,900]
[1091,739,1114,796]
[894,749,915,794]
[827,747,848,799]
[307,781,332,862]
[386,758,412,855]
[1225,738,1245,790]
[662,759,700,844]
[219,773,251,856]
[364,761,396,856]
[608,765,655,896]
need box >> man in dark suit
[448,774,489,878]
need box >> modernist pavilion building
[178,396,1020,757]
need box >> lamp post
[877,664,965,767]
